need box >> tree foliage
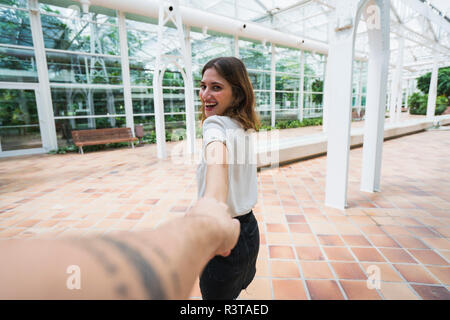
[416,66,450,98]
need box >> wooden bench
[71,127,138,154]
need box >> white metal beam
[403,0,450,35]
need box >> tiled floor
[0,124,449,300]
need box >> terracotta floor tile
[269,245,295,259]
[360,225,387,235]
[393,264,440,285]
[270,260,300,278]
[411,285,450,300]
[330,262,366,280]
[255,257,269,277]
[360,263,404,282]
[239,278,272,300]
[351,247,385,262]
[339,280,382,300]
[305,280,345,300]
[382,226,412,236]
[408,249,448,266]
[342,235,371,247]
[272,279,307,300]
[379,248,417,264]
[266,232,291,245]
[334,223,362,235]
[266,223,288,233]
[425,266,450,285]
[288,223,312,233]
[310,223,338,235]
[421,238,450,250]
[317,235,345,246]
[285,215,306,223]
[393,236,430,249]
[323,247,355,261]
[368,235,400,248]
[295,246,325,261]
[407,226,442,238]
[291,234,318,246]
[300,261,334,279]
[379,282,420,300]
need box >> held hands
[187,197,240,257]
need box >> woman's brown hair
[200,57,260,131]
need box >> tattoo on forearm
[130,234,181,294]
[68,239,129,297]
[101,236,167,300]
[74,239,118,275]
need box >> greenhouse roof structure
[181,0,450,77]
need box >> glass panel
[0,88,42,151]
[248,71,270,91]
[276,91,300,109]
[126,19,158,60]
[275,110,299,123]
[164,114,186,141]
[276,47,300,73]
[239,39,270,71]
[55,117,126,147]
[132,87,154,114]
[276,74,300,91]
[129,58,154,86]
[304,76,323,93]
[47,52,122,84]
[255,91,271,111]
[303,93,323,118]
[163,69,184,87]
[40,7,119,55]
[192,31,235,68]
[0,0,28,8]
[304,51,325,77]
[0,47,37,82]
[51,88,125,117]
[0,6,32,46]
[163,88,185,113]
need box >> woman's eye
[200,85,206,90]
[213,86,221,90]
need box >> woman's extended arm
[203,141,229,203]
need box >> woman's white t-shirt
[196,115,257,218]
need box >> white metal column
[117,11,135,134]
[389,35,404,122]
[426,52,439,119]
[153,0,196,159]
[324,0,356,210]
[325,0,390,209]
[360,0,390,193]
[28,0,57,151]
[298,50,305,122]
[270,43,276,128]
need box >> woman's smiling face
[200,67,234,118]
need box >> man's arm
[0,197,239,300]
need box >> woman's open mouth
[205,102,217,111]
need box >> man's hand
[186,197,240,257]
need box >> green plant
[409,92,448,115]
[417,66,450,98]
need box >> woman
[197,56,260,300]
